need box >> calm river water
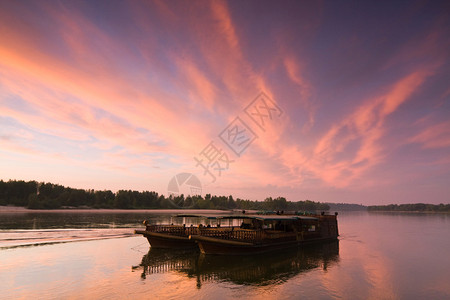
[0,210,449,299]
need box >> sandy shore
[0,206,30,212]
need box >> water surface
[0,210,449,299]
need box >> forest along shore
[0,180,329,211]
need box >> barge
[190,213,338,255]
[135,214,220,249]
[136,212,339,254]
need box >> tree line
[0,180,330,211]
[368,203,450,212]
[326,203,367,211]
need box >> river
[0,209,449,299]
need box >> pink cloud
[409,121,450,149]
[0,6,218,159]
[283,56,316,132]
[283,56,311,100]
[210,0,241,53]
[0,137,40,156]
[272,69,435,189]
[1,2,278,193]
[1,1,448,204]
[171,56,217,111]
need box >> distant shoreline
[368,210,450,214]
[2,205,448,214]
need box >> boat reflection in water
[133,241,339,288]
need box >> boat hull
[190,235,337,255]
[135,230,197,249]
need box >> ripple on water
[0,228,137,249]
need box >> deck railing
[145,225,233,237]
[146,225,311,242]
[146,225,190,237]
[199,228,264,242]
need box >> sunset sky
[1,0,449,205]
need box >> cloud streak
[0,0,449,203]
